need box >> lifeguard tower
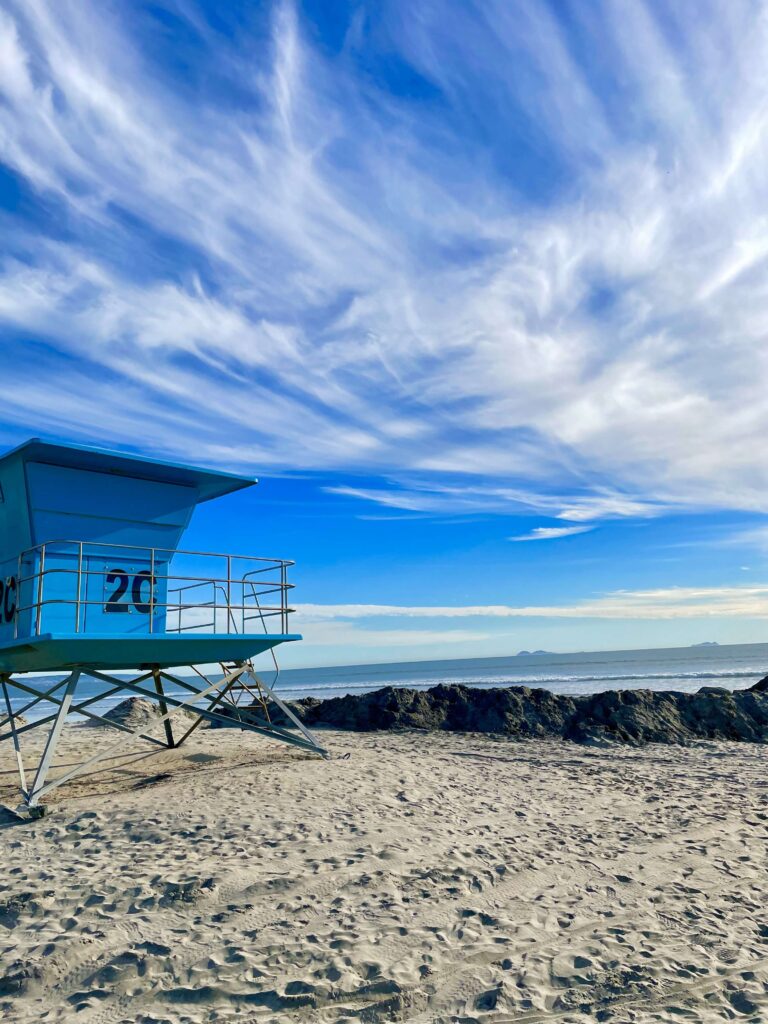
[0,439,327,812]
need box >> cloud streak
[296,583,768,622]
[509,525,594,542]
[1,1,768,519]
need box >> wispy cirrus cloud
[327,483,664,521]
[509,525,594,542]
[296,583,768,622]
[294,621,493,649]
[1,0,768,521]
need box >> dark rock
[566,689,689,746]
[279,681,768,747]
[207,700,305,729]
[748,675,768,693]
[265,697,322,727]
[294,684,574,737]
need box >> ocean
[5,641,768,722]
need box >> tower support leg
[246,664,328,756]
[171,676,239,749]
[1,676,28,800]
[152,667,175,748]
[27,671,80,808]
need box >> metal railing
[8,540,295,639]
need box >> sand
[1,724,768,1022]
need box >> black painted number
[131,571,154,615]
[0,576,17,624]
[105,570,155,614]
[105,571,130,613]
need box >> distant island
[516,650,552,656]
[690,642,720,647]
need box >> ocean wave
[271,667,765,695]
[6,667,764,714]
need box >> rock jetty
[276,678,768,746]
[91,676,768,746]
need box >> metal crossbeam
[246,666,326,753]
[94,675,324,753]
[3,674,167,747]
[172,678,238,748]
[1,676,27,798]
[0,676,149,743]
[29,666,246,805]
[0,675,70,733]
[0,660,328,812]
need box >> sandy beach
[1,724,768,1023]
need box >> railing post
[149,547,155,634]
[14,551,21,639]
[282,561,287,633]
[35,544,45,637]
[75,542,83,633]
[227,555,232,634]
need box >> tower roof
[0,438,256,504]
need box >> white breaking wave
[270,668,765,696]
[7,667,764,719]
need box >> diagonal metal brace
[1,659,329,811]
[30,665,248,805]
[245,665,329,758]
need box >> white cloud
[295,583,768,622]
[725,526,768,549]
[509,525,594,542]
[327,482,663,520]
[1,1,768,517]
[296,620,492,648]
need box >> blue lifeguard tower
[0,439,326,812]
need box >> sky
[2,0,768,667]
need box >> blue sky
[2,0,768,666]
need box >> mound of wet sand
[85,697,204,731]
[84,697,161,731]
[275,681,768,745]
